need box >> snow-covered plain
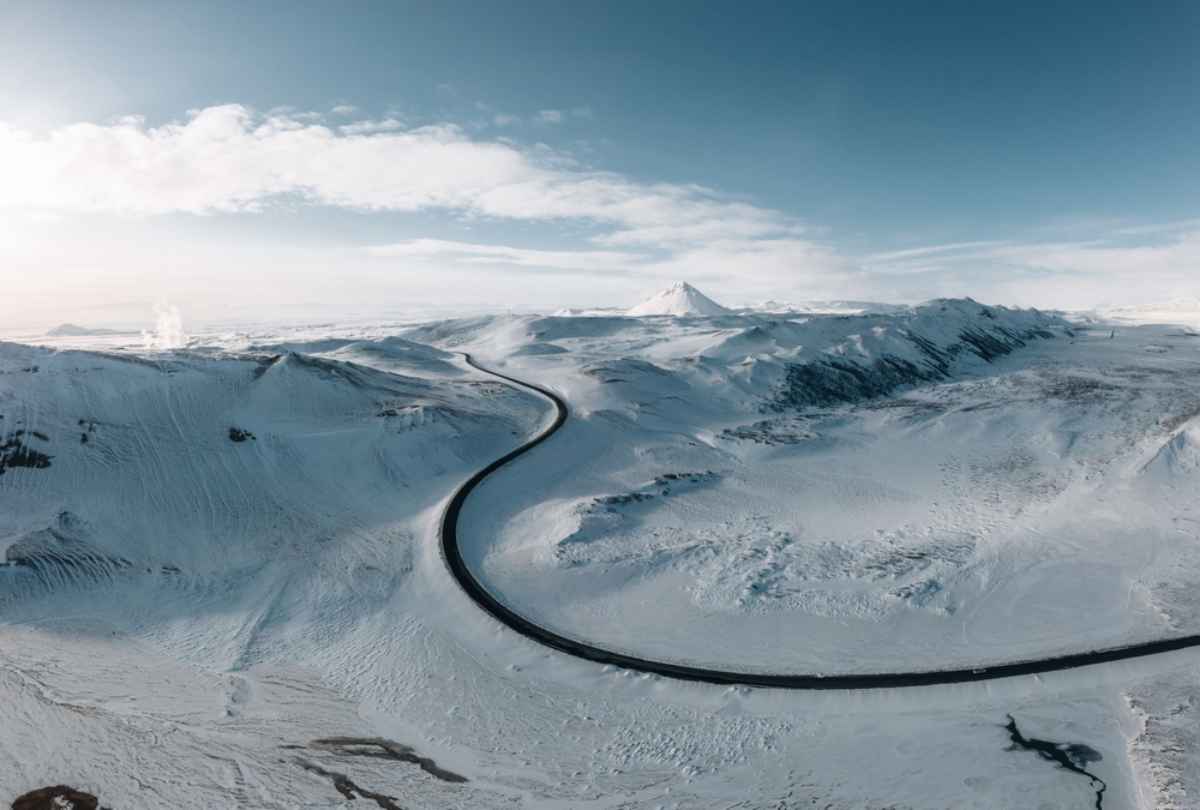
[3,292,1200,808]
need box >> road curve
[442,353,1200,689]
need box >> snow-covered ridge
[403,298,1069,417]
[45,323,129,337]
[769,298,1068,409]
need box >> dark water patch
[297,737,468,784]
[295,759,405,810]
[0,434,52,476]
[1004,714,1106,809]
[11,785,107,810]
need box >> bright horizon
[3,1,1199,331]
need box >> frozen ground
[2,296,1200,808]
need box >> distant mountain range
[46,323,130,337]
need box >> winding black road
[441,353,1200,689]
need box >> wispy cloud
[1113,218,1200,237]
[863,240,1010,264]
[337,117,405,135]
[856,228,1200,307]
[534,107,591,125]
[366,238,642,273]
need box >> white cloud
[493,113,519,127]
[537,109,564,124]
[330,104,358,116]
[2,103,1194,313]
[0,103,835,293]
[366,238,641,272]
[0,105,809,268]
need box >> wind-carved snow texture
[681,520,971,617]
[554,472,720,558]
[0,511,170,605]
[1124,673,1200,809]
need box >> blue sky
[2,1,1199,327]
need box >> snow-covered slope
[627,281,731,317]
[5,299,1200,809]
[0,340,538,625]
[45,323,128,337]
[744,299,910,316]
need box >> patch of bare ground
[11,785,106,810]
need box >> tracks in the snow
[441,353,1200,690]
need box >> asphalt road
[441,353,1200,689]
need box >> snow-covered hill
[626,281,731,317]
[45,323,128,337]
[4,298,1200,809]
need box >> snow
[627,281,731,317]
[2,298,1199,807]
[45,323,130,337]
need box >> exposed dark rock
[771,324,1059,412]
[11,785,107,810]
[0,434,52,476]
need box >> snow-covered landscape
[1,283,1199,808]
[6,4,1200,806]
